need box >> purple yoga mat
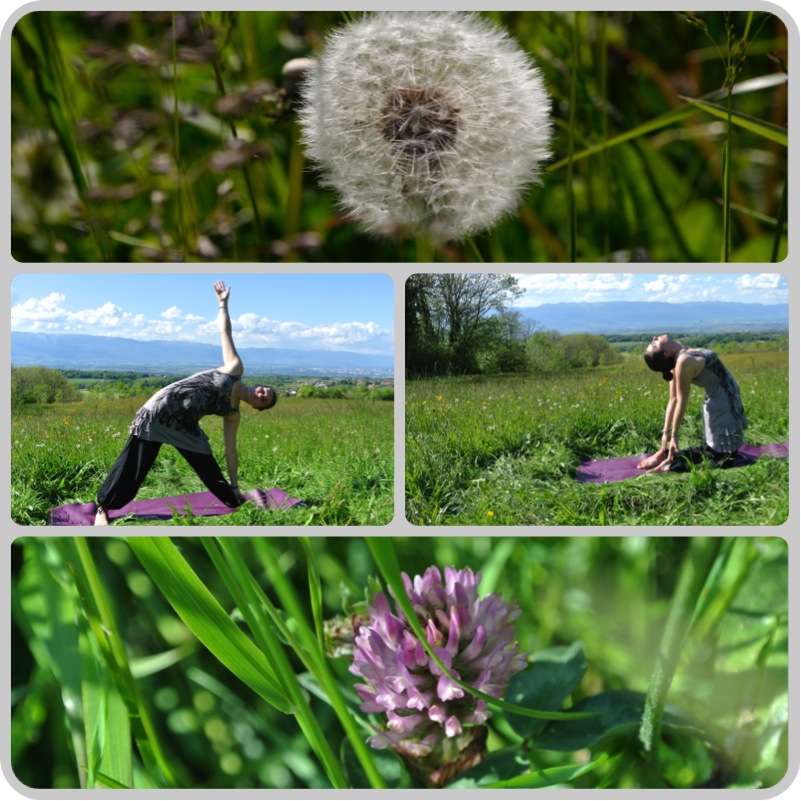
[575,442,789,485]
[47,487,302,526]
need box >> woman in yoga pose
[637,334,747,473]
[94,280,277,525]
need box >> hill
[11,333,394,377]
[519,301,788,334]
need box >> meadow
[11,394,393,526]
[11,536,788,790]
[10,10,788,262]
[405,350,789,526]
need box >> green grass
[11,395,393,525]
[405,351,789,525]
[11,536,788,789]
[10,10,788,262]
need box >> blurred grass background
[10,10,788,262]
[11,536,788,789]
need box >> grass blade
[251,539,388,789]
[451,752,609,789]
[299,537,325,653]
[549,73,788,172]
[203,538,349,789]
[78,610,132,789]
[638,537,723,759]
[679,96,788,146]
[126,537,294,714]
[15,539,88,786]
[70,539,179,788]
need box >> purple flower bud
[349,566,526,785]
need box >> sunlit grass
[11,396,393,525]
[405,352,789,525]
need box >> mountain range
[518,301,788,335]
[11,333,394,376]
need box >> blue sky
[11,273,394,355]
[511,273,789,307]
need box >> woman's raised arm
[215,281,244,376]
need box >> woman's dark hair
[644,349,676,382]
[255,388,278,411]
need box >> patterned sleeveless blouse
[130,369,239,454]
[685,349,748,453]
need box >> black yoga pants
[96,435,240,510]
[665,445,736,473]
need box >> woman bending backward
[638,334,747,474]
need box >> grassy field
[11,536,788,790]
[405,351,789,526]
[11,395,393,526]
[10,10,788,262]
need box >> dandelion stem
[466,236,484,263]
[416,236,434,263]
[285,122,305,242]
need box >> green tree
[526,328,563,373]
[11,366,82,405]
[483,311,532,373]
[406,273,523,376]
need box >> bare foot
[94,507,109,526]
[647,460,673,474]
[637,453,665,470]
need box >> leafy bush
[11,366,82,405]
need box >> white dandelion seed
[299,11,551,241]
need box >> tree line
[406,274,622,377]
[11,366,394,406]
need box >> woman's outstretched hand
[214,280,231,304]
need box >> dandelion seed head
[299,11,551,241]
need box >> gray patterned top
[686,348,748,453]
[130,369,239,454]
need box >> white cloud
[735,274,783,291]
[229,314,388,350]
[73,301,124,327]
[642,274,696,300]
[11,293,392,353]
[150,321,182,336]
[643,274,689,294]
[514,273,634,305]
[10,292,67,322]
